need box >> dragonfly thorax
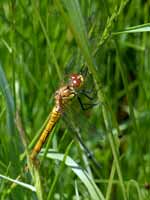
[55,85,76,112]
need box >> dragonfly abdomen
[30,107,61,161]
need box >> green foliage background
[0,0,150,199]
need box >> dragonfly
[30,67,98,164]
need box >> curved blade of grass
[0,174,36,192]
[127,180,142,200]
[0,63,15,134]
[55,0,94,73]
[112,23,150,35]
[41,150,105,200]
[75,180,80,200]
[55,1,127,199]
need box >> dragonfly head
[69,74,84,88]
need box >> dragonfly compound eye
[70,74,84,88]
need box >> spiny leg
[80,65,88,78]
[77,96,98,110]
[75,128,102,170]
[78,90,96,100]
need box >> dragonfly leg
[80,65,88,77]
[77,96,98,110]
[75,128,102,169]
[80,88,93,94]
[79,75,97,97]
[78,90,96,100]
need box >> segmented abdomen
[30,106,61,161]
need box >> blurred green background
[0,0,150,199]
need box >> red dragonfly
[30,67,99,168]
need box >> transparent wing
[61,72,102,170]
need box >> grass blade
[41,150,105,200]
[112,23,150,35]
[0,174,36,192]
[0,63,15,134]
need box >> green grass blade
[55,0,94,73]
[0,174,36,192]
[41,150,105,200]
[0,63,15,134]
[127,180,142,200]
[56,2,128,199]
[112,23,150,35]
